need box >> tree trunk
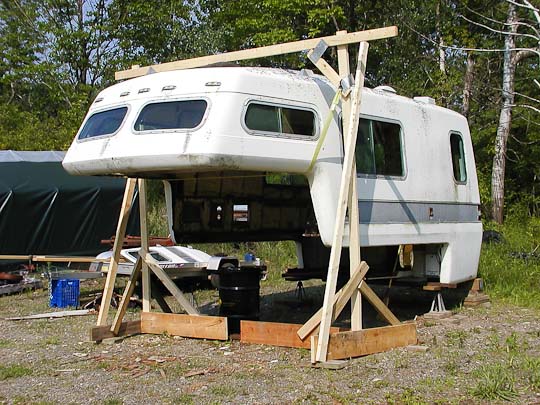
[462,52,475,118]
[491,3,518,224]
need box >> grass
[471,363,518,401]
[0,364,33,380]
[479,217,540,309]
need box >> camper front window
[134,100,207,131]
[78,107,128,140]
[245,103,316,137]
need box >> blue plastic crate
[49,279,80,308]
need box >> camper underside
[164,171,480,286]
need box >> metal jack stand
[424,292,452,320]
[295,281,306,301]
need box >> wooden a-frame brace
[94,26,416,362]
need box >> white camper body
[63,67,482,285]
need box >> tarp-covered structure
[0,151,139,256]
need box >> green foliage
[471,363,518,401]
[0,364,32,380]
[479,217,540,308]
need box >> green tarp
[0,151,138,256]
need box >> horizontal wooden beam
[141,312,228,340]
[240,321,341,349]
[115,26,398,80]
[311,323,417,361]
[90,320,141,342]
[0,255,32,260]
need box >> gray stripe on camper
[358,201,479,224]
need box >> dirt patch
[0,279,539,404]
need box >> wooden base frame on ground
[92,25,417,365]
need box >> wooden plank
[308,51,341,88]
[359,282,400,325]
[32,256,105,263]
[6,309,94,321]
[0,255,32,260]
[240,321,341,348]
[337,30,363,332]
[97,178,137,326]
[145,255,200,315]
[141,312,227,340]
[297,262,369,340]
[316,42,369,363]
[91,320,141,342]
[138,179,151,313]
[312,323,417,361]
[115,27,398,80]
[0,280,43,296]
[110,257,142,335]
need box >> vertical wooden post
[337,30,363,332]
[316,42,369,363]
[138,179,151,312]
[97,178,137,326]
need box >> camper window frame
[354,114,407,181]
[449,131,468,184]
[132,97,211,134]
[241,100,320,140]
[76,104,131,143]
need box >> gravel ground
[1,278,539,404]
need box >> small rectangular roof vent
[413,96,436,105]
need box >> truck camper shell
[63,66,482,285]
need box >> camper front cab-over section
[63,67,482,286]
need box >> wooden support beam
[0,255,33,260]
[97,178,137,326]
[336,30,363,332]
[316,42,369,363]
[308,51,341,88]
[359,283,400,325]
[115,27,397,80]
[91,320,141,342]
[297,262,369,340]
[110,257,142,335]
[138,179,151,313]
[241,321,341,349]
[145,255,199,316]
[32,256,106,263]
[141,312,227,340]
[311,323,417,361]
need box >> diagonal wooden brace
[110,256,143,335]
[97,178,137,326]
[144,254,199,316]
[297,261,369,340]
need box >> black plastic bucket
[216,267,261,333]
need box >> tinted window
[79,107,127,139]
[134,100,207,131]
[450,132,467,182]
[245,103,315,136]
[355,118,404,177]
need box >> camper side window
[355,118,404,177]
[245,103,316,137]
[134,100,207,131]
[79,107,128,140]
[450,132,467,182]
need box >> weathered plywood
[140,312,228,340]
[91,320,141,342]
[240,321,341,349]
[311,323,417,361]
[116,27,397,80]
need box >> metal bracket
[308,40,329,64]
[340,74,354,97]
